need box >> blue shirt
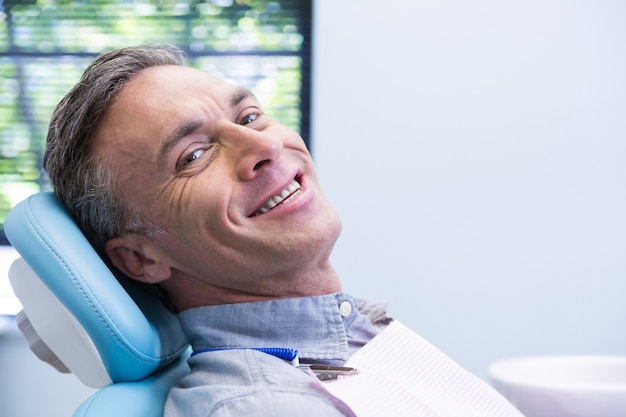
[164,293,391,417]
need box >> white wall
[313,0,626,378]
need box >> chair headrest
[5,192,189,388]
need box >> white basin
[488,355,626,417]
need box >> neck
[162,262,342,311]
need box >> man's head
[44,46,342,310]
[45,45,185,253]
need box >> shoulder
[356,298,393,330]
[165,349,354,417]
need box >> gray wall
[0,321,95,417]
[313,0,626,378]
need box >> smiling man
[43,46,524,417]
[44,45,385,417]
[94,63,343,310]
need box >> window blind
[0,0,312,243]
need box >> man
[46,45,343,311]
[45,44,386,416]
[44,46,522,416]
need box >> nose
[226,124,283,181]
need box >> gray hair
[44,45,186,254]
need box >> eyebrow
[231,86,254,106]
[157,119,204,167]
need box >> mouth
[251,178,302,217]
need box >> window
[0,0,312,243]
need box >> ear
[104,234,172,284]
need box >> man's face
[94,65,341,300]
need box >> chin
[313,210,343,253]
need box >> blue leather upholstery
[5,192,190,416]
[73,354,190,417]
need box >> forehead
[98,64,250,146]
[125,65,237,103]
[93,65,245,173]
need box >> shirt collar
[177,292,360,363]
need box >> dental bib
[320,321,524,417]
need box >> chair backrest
[6,192,190,416]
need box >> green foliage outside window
[0,0,311,242]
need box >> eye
[240,112,259,126]
[177,148,206,170]
[184,149,205,164]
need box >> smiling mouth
[252,179,302,216]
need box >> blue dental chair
[5,192,190,417]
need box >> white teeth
[256,180,301,215]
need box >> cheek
[284,130,309,150]
[159,179,230,236]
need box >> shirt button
[339,301,352,318]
